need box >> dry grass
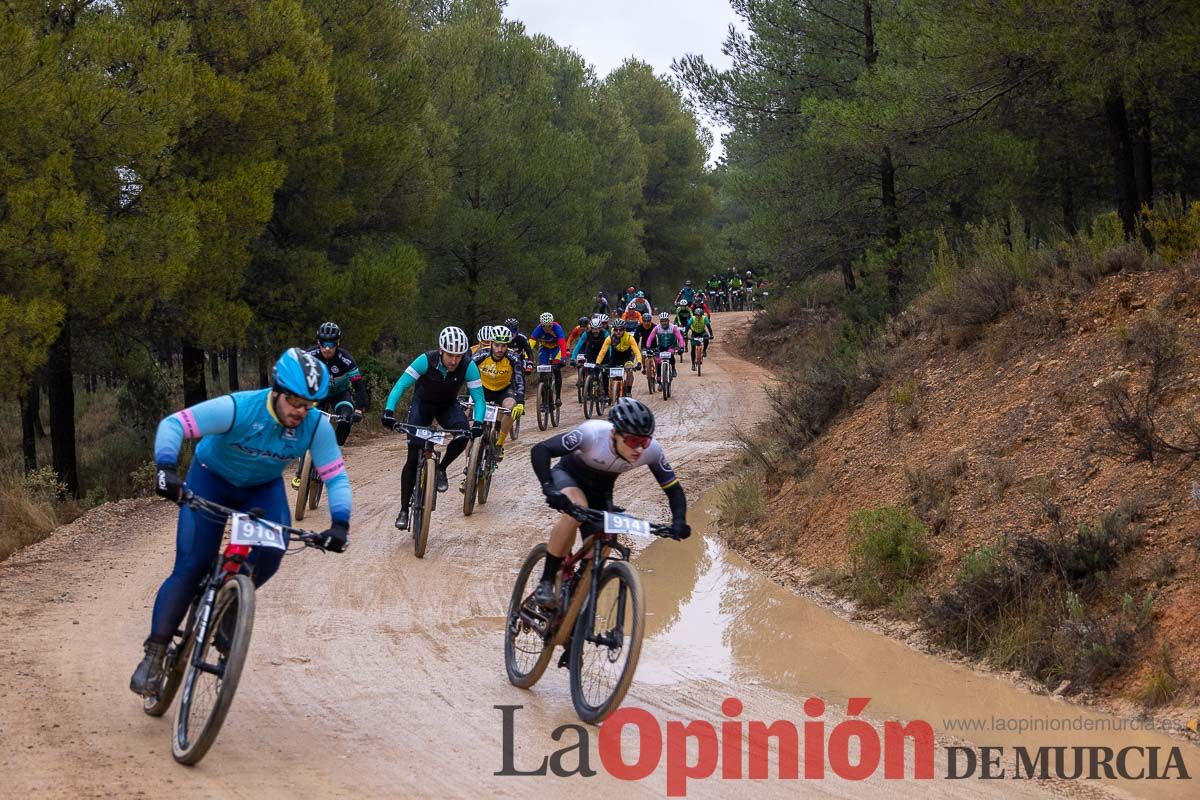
[0,471,62,561]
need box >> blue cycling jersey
[154,388,352,524]
[384,352,486,422]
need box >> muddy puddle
[628,486,1200,799]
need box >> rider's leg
[146,465,232,643]
[242,477,290,587]
[436,402,471,471]
[497,396,515,443]
[333,398,355,446]
[546,486,587,560]
[553,364,563,404]
[703,336,710,356]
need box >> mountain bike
[642,351,658,394]
[575,357,587,404]
[651,349,675,400]
[391,422,470,558]
[535,363,561,431]
[504,505,676,723]
[461,402,510,516]
[608,364,629,402]
[581,363,608,420]
[140,491,333,764]
[292,407,346,522]
[690,334,709,377]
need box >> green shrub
[716,471,765,532]
[847,505,931,608]
[1142,195,1200,263]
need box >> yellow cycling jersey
[596,332,642,365]
[475,354,515,391]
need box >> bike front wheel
[537,381,550,431]
[569,560,645,723]
[293,451,314,521]
[172,574,255,765]
[504,544,557,689]
[463,440,482,517]
[478,437,495,506]
[413,456,436,558]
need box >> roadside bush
[1142,195,1200,263]
[716,471,765,533]
[0,469,62,561]
[904,449,967,533]
[886,378,921,432]
[847,505,931,608]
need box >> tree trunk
[1061,176,1077,235]
[20,383,39,474]
[841,261,857,292]
[210,349,221,387]
[181,344,207,407]
[47,322,79,496]
[881,146,902,308]
[1133,101,1153,208]
[258,350,269,388]
[1103,83,1140,241]
[228,348,240,392]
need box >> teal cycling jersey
[154,388,352,524]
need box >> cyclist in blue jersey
[382,326,486,531]
[130,348,351,697]
[529,311,568,407]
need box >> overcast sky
[502,0,740,164]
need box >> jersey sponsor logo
[658,452,673,473]
[562,430,583,450]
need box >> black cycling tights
[401,438,469,507]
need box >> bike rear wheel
[569,561,644,723]
[583,376,596,419]
[413,456,436,558]
[172,574,255,765]
[293,451,314,522]
[504,544,557,688]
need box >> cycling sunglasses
[620,433,652,450]
[318,340,338,349]
[282,392,318,410]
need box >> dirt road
[1,313,1190,798]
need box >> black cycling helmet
[504,317,519,331]
[578,316,588,327]
[317,321,341,341]
[609,397,655,437]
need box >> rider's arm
[309,419,352,525]
[530,428,585,486]
[465,360,486,423]
[628,336,642,364]
[705,317,714,337]
[154,395,236,466]
[384,353,430,413]
[647,448,686,524]
[570,335,586,361]
[552,323,568,360]
[349,369,369,411]
[508,353,526,403]
[672,325,685,350]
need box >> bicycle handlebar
[389,422,472,439]
[563,504,677,539]
[180,491,329,550]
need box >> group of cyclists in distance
[130,274,752,724]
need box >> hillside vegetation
[724,209,1200,713]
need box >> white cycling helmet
[598,313,610,325]
[658,311,670,321]
[476,325,492,344]
[539,312,554,326]
[439,326,469,355]
[589,315,603,330]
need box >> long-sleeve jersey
[531,420,685,522]
[384,352,486,423]
[529,322,568,360]
[596,331,642,366]
[633,323,658,351]
[650,323,686,352]
[571,329,608,362]
[472,349,525,403]
[154,389,352,525]
[304,345,368,410]
[688,313,714,338]
[566,324,586,352]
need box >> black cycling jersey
[305,345,368,409]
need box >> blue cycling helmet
[272,347,329,400]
